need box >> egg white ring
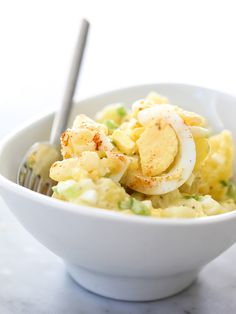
[189,126,210,137]
[126,107,196,195]
[132,99,174,113]
[106,152,130,183]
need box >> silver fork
[17,19,90,196]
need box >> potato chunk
[111,130,136,155]
[137,119,178,176]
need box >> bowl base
[66,263,197,301]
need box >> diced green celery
[227,183,236,202]
[116,105,127,117]
[131,198,150,216]
[220,180,236,202]
[119,197,150,215]
[184,195,201,201]
[118,198,133,209]
[104,119,118,132]
[220,180,228,187]
[53,180,81,200]
[52,186,57,193]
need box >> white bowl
[1,83,236,301]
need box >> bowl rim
[1,82,236,226]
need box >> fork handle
[50,19,90,146]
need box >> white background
[1,0,236,135]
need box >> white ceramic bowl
[1,84,236,301]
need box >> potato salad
[50,92,236,218]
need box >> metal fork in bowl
[17,19,90,196]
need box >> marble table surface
[0,196,236,314]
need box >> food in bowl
[2,84,236,301]
[49,92,236,218]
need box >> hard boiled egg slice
[125,107,196,195]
